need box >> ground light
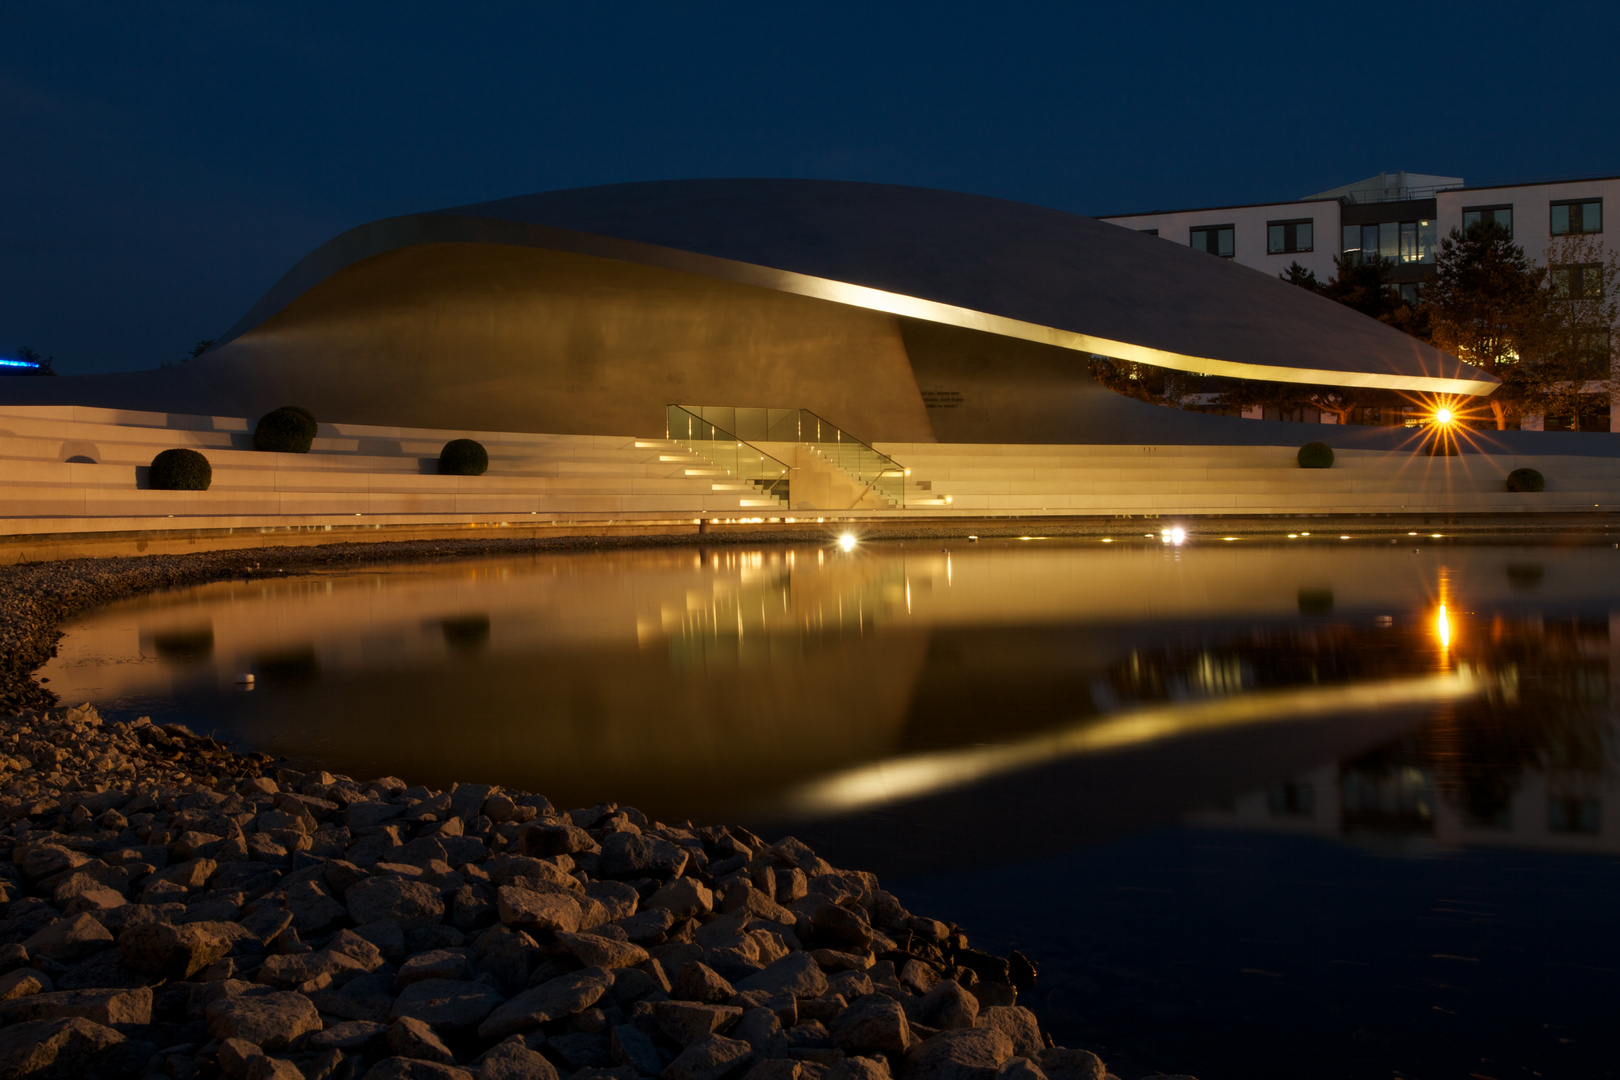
[838,533,857,553]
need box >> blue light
[0,358,40,369]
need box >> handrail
[670,405,907,508]
[666,405,792,501]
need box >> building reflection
[1189,612,1618,853]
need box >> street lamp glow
[1434,407,1455,426]
[838,533,857,553]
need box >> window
[1463,204,1513,237]
[1551,199,1602,236]
[1189,225,1234,258]
[1343,220,1435,264]
[1267,219,1313,254]
[1550,263,1605,300]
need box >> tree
[14,346,56,376]
[1520,234,1619,430]
[186,339,214,361]
[1422,221,1544,429]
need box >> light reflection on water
[39,540,1619,863]
[36,538,1620,1079]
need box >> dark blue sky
[5,1,1618,374]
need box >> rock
[61,885,125,916]
[364,1058,475,1080]
[246,1056,305,1080]
[477,967,613,1039]
[147,856,217,890]
[652,1001,744,1045]
[831,1059,890,1080]
[548,1032,610,1069]
[309,1020,389,1051]
[519,822,597,858]
[734,954,828,1000]
[390,978,505,1030]
[1033,1049,1103,1080]
[610,1023,665,1075]
[830,995,909,1056]
[0,967,51,1001]
[599,833,688,880]
[349,877,446,931]
[741,1062,800,1080]
[809,905,872,951]
[661,1033,754,1080]
[902,1029,1014,1080]
[644,878,713,920]
[0,1016,124,1080]
[218,1037,265,1078]
[284,878,348,933]
[974,1008,1041,1058]
[120,920,234,978]
[476,1036,559,1080]
[497,887,581,933]
[671,961,734,1003]
[615,908,676,943]
[20,915,113,963]
[994,1059,1046,1080]
[555,931,647,969]
[311,972,397,1023]
[396,949,470,990]
[919,981,978,1031]
[0,986,153,1026]
[388,1016,457,1064]
[356,919,408,961]
[205,990,323,1049]
[728,1008,784,1055]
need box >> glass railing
[666,405,791,503]
[672,406,906,508]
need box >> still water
[39,538,1620,1080]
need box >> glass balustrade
[666,405,791,503]
[670,406,906,508]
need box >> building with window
[1103,171,1618,431]
[1100,171,1615,304]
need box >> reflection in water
[1191,610,1618,855]
[37,541,1620,867]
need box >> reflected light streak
[776,670,1483,817]
[1437,603,1451,650]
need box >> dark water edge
[894,825,1620,1080]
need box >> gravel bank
[0,704,1187,1080]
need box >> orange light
[1434,407,1455,425]
[1436,603,1451,649]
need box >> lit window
[1267,219,1313,254]
[1551,199,1602,236]
[1550,263,1605,300]
[1190,225,1234,258]
[1462,205,1514,237]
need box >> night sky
[5,2,1619,374]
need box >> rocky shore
[0,704,1191,1080]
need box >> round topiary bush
[149,448,212,490]
[254,406,318,453]
[439,438,489,476]
[1506,468,1545,492]
[1297,441,1334,469]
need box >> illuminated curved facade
[0,180,1496,443]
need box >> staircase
[0,405,797,535]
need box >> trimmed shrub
[254,406,318,453]
[1296,441,1334,469]
[149,448,212,490]
[1506,468,1545,492]
[439,438,489,476]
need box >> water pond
[40,536,1620,1080]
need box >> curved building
[2,180,1495,444]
